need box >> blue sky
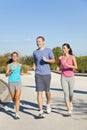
[0,0,87,56]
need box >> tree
[76,56,87,73]
[20,56,34,66]
[50,47,62,70]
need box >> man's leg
[45,91,51,105]
[37,91,43,111]
[45,91,51,113]
[37,91,45,118]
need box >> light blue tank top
[8,63,21,82]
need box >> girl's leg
[15,89,21,113]
[10,92,15,104]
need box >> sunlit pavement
[0,71,87,130]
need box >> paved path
[0,79,11,104]
[0,71,87,130]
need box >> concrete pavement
[0,71,87,130]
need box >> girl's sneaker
[38,110,45,118]
[15,112,20,119]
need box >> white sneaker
[46,104,51,114]
[67,110,72,116]
[70,102,73,110]
[38,110,45,118]
[14,105,16,112]
[15,112,20,119]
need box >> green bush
[76,56,87,73]
[22,64,29,74]
[50,64,57,70]
[0,66,6,73]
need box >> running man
[6,52,23,119]
[33,36,55,118]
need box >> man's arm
[43,56,55,64]
[32,62,36,71]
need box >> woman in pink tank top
[58,43,77,116]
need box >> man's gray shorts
[35,74,51,92]
[8,82,22,92]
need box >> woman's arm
[66,56,78,69]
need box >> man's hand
[43,56,48,62]
[43,56,55,64]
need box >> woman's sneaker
[46,104,51,114]
[15,112,20,119]
[67,109,72,116]
[38,110,45,118]
[70,102,73,110]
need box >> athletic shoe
[38,110,45,118]
[70,102,73,110]
[14,105,16,112]
[14,112,20,119]
[46,104,51,114]
[67,110,72,116]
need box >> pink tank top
[60,55,74,77]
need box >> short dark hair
[11,51,19,57]
[36,36,45,41]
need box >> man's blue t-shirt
[33,48,54,75]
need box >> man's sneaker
[14,112,20,119]
[70,102,73,110]
[67,109,72,116]
[46,104,51,114]
[38,110,45,118]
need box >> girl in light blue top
[8,63,21,82]
[6,52,23,119]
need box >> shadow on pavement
[20,100,39,119]
[50,88,87,95]
[0,100,40,119]
[25,86,87,95]
[73,100,87,115]
[0,102,15,119]
[51,97,87,119]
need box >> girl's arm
[5,64,12,77]
[20,64,24,75]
